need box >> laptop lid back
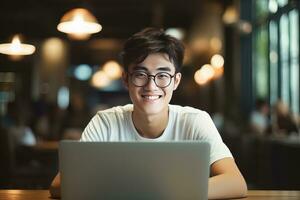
[59,141,210,200]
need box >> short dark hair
[121,27,185,72]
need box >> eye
[156,73,170,79]
[133,71,147,79]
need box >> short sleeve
[195,111,233,165]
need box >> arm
[49,173,61,199]
[208,157,247,199]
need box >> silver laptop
[59,141,210,200]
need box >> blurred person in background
[32,94,52,141]
[273,100,299,136]
[5,101,36,146]
[249,99,271,136]
[3,101,37,172]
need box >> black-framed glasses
[129,71,176,88]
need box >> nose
[144,76,158,90]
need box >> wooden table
[0,190,299,199]
[33,141,59,151]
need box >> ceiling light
[57,8,102,40]
[0,35,35,56]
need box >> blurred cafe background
[0,0,300,191]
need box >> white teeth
[143,95,160,100]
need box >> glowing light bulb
[0,35,35,56]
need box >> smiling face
[123,53,181,117]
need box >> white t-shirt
[81,104,232,165]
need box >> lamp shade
[57,8,102,40]
[0,35,35,56]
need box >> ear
[173,73,181,90]
[122,71,129,89]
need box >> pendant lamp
[0,35,36,56]
[57,8,102,40]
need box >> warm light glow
[201,64,215,80]
[210,37,222,52]
[238,20,252,34]
[102,60,123,79]
[211,54,224,69]
[194,64,215,85]
[91,70,111,88]
[6,190,23,195]
[0,35,35,56]
[223,6,238,24]
[213,66,224,79]
[190,37,208,54]
[210,54,224,79]
[42,38,66,63]
[12,36,21,49]
[57,8,102,40]
[194,69,208,85]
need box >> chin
[137,104,167,116]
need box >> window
[255,0,269,19]
[279,14,290,105]
[269,20,278,105]
[252,0,299,115]
[253,26,268,99]
[289,9,299,114]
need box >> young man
[50,28,247,199]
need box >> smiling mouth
[141,95,162,100]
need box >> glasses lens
[155,72,171,87]
[131,71,148,86]
[130,71,173,87]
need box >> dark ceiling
[0,0,227,67]
[0,0,210,41]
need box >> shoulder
[169,104,216,135]
[169,104,211,120]
[88,104,133,129]
[81,104,133,141]
[95,104,133,117]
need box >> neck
[132,108,169,139]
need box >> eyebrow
[132,65,172,72]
